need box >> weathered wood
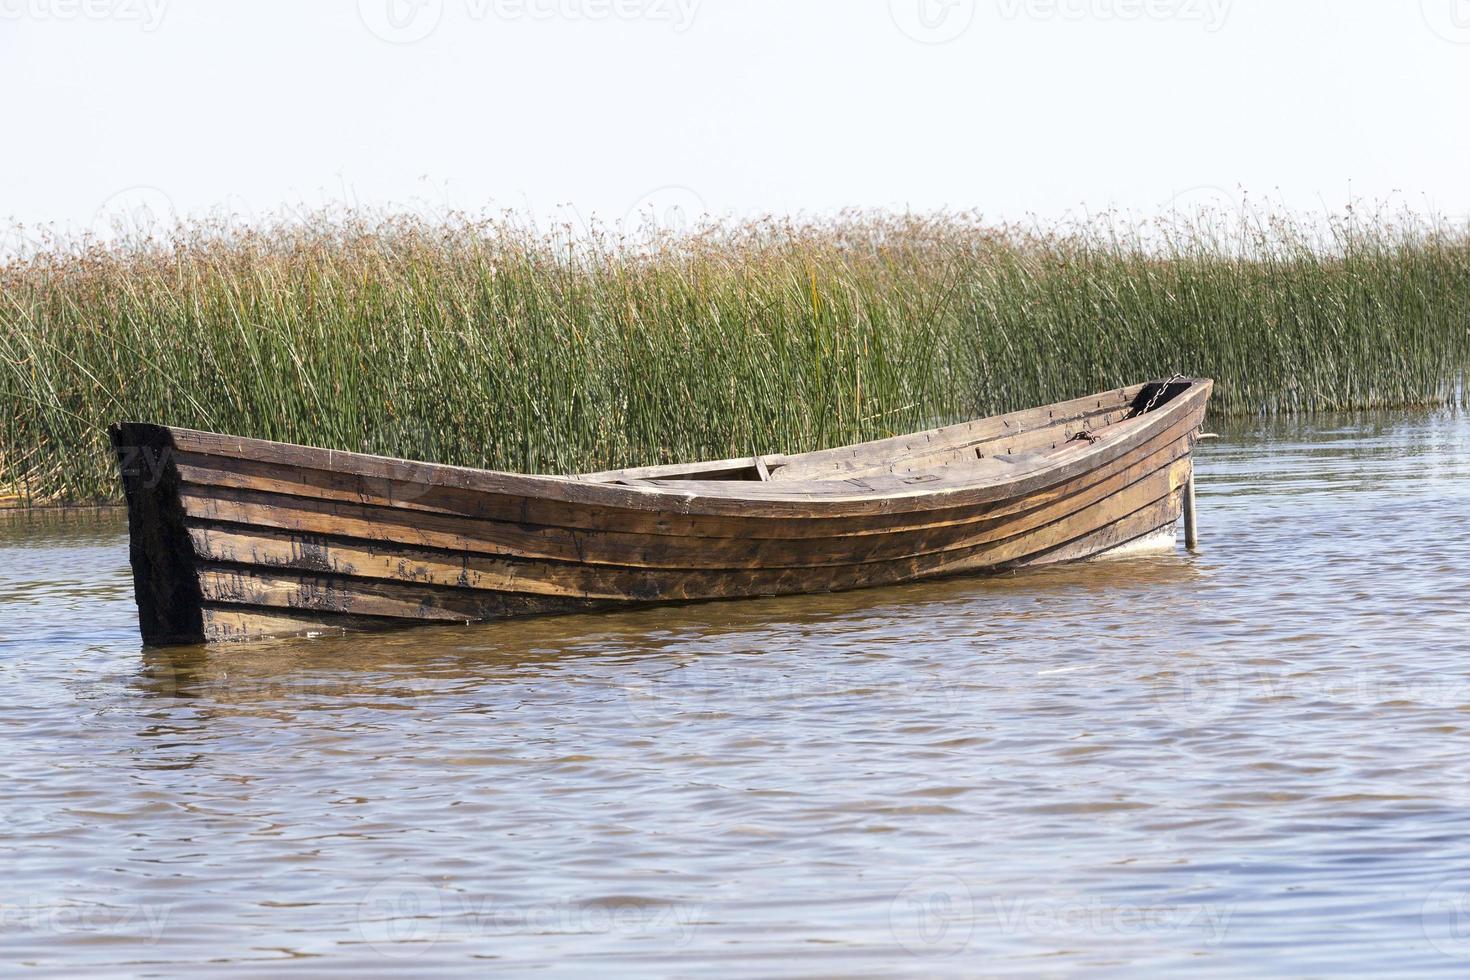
[196,567,605,623]
[199,605,409,642]
[776,403,1135,481]
[112,378,1214,645]
[1183,466,1200,551]
[1007,490,1183,568]
[168,406,1204,540]
[770,385,1146,479]
[583,454,788,483]
[184,453,1187,603]
[157,382,1209,519]
[178,438,1190,571]
[109,423,204,645]
[185,460,1186,630]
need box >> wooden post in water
[1183,470,1200,551]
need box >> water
[2,410,1469,977]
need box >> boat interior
[582,379,1196,487]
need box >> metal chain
[1074,373,1188,444]
[1140,373,1188,416]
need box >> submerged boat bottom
[1089,522,1182,562]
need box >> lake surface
[3,410,1469,977]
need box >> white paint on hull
[1088,522,1179,562]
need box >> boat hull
[111,379,1212,645]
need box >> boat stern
[109,422,206,647]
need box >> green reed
[2,210,1467,503]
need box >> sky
[2,0,1468,246]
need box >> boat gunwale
[168,406,1204,543]
[114,379,1212,519]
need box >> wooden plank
[582,454,789,482]
[199,605,403,643]
[1006,490,1183,569]
[1183,464,1199,550]
[169,398,1206,544]
[889,457,1190,580]
[769,385,1144,479]
[190,441,1186,599]
[197,567,605,623]
[189,467,1188,633]
[188,455,1192,619]
[193,527,676,601]
[155,380,1211,518]
[180,436,1191,573]
[170,407,1199,543]
[773,403,1134,481]
[188,452,1177,603]
[638,399,1190,505]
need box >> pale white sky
[3,0,1468,245]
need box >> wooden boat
[110,378,1212,646]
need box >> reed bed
[2,210,1467,503]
